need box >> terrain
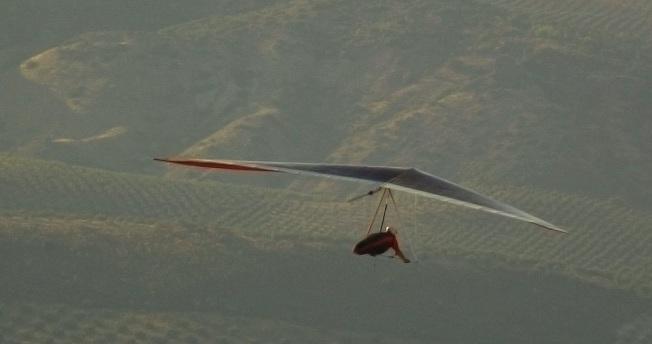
[1,0,651,343]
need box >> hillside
[2,154,652,297]
[2,0,652,342]
[2,211,651,343]
[0,0,649,207]
[0,301,427,343]
[481,0,652,46]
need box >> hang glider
[154,158,567,233]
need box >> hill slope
[2,211,651,344]
[1,0,650,207]
[2,154,651,296]
[2,1,652,342]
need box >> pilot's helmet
[384,226,393,233]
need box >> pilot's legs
[391,243,410,263]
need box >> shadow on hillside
[1,232,650,344]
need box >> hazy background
[1,0,651,343]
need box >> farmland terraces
[0,301,425,344]
[2,154,652,297]
[482,0,652,47]
[3,0,652,342]
[1,203,651,343]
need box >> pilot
[353,226,410,263]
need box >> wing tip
[533,221,568,234]
[153,157,278,172]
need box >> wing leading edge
[155,158,567,233]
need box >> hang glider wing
[154,158,567,233]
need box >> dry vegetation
[0,301,424,344]
[2,0,652,342]
[2,154,651,297]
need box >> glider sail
[154,158,567,233]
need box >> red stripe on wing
[154,158,278,172]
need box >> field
[2,0,652,342]
[483,0,652,45]
[3,154,652,297]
